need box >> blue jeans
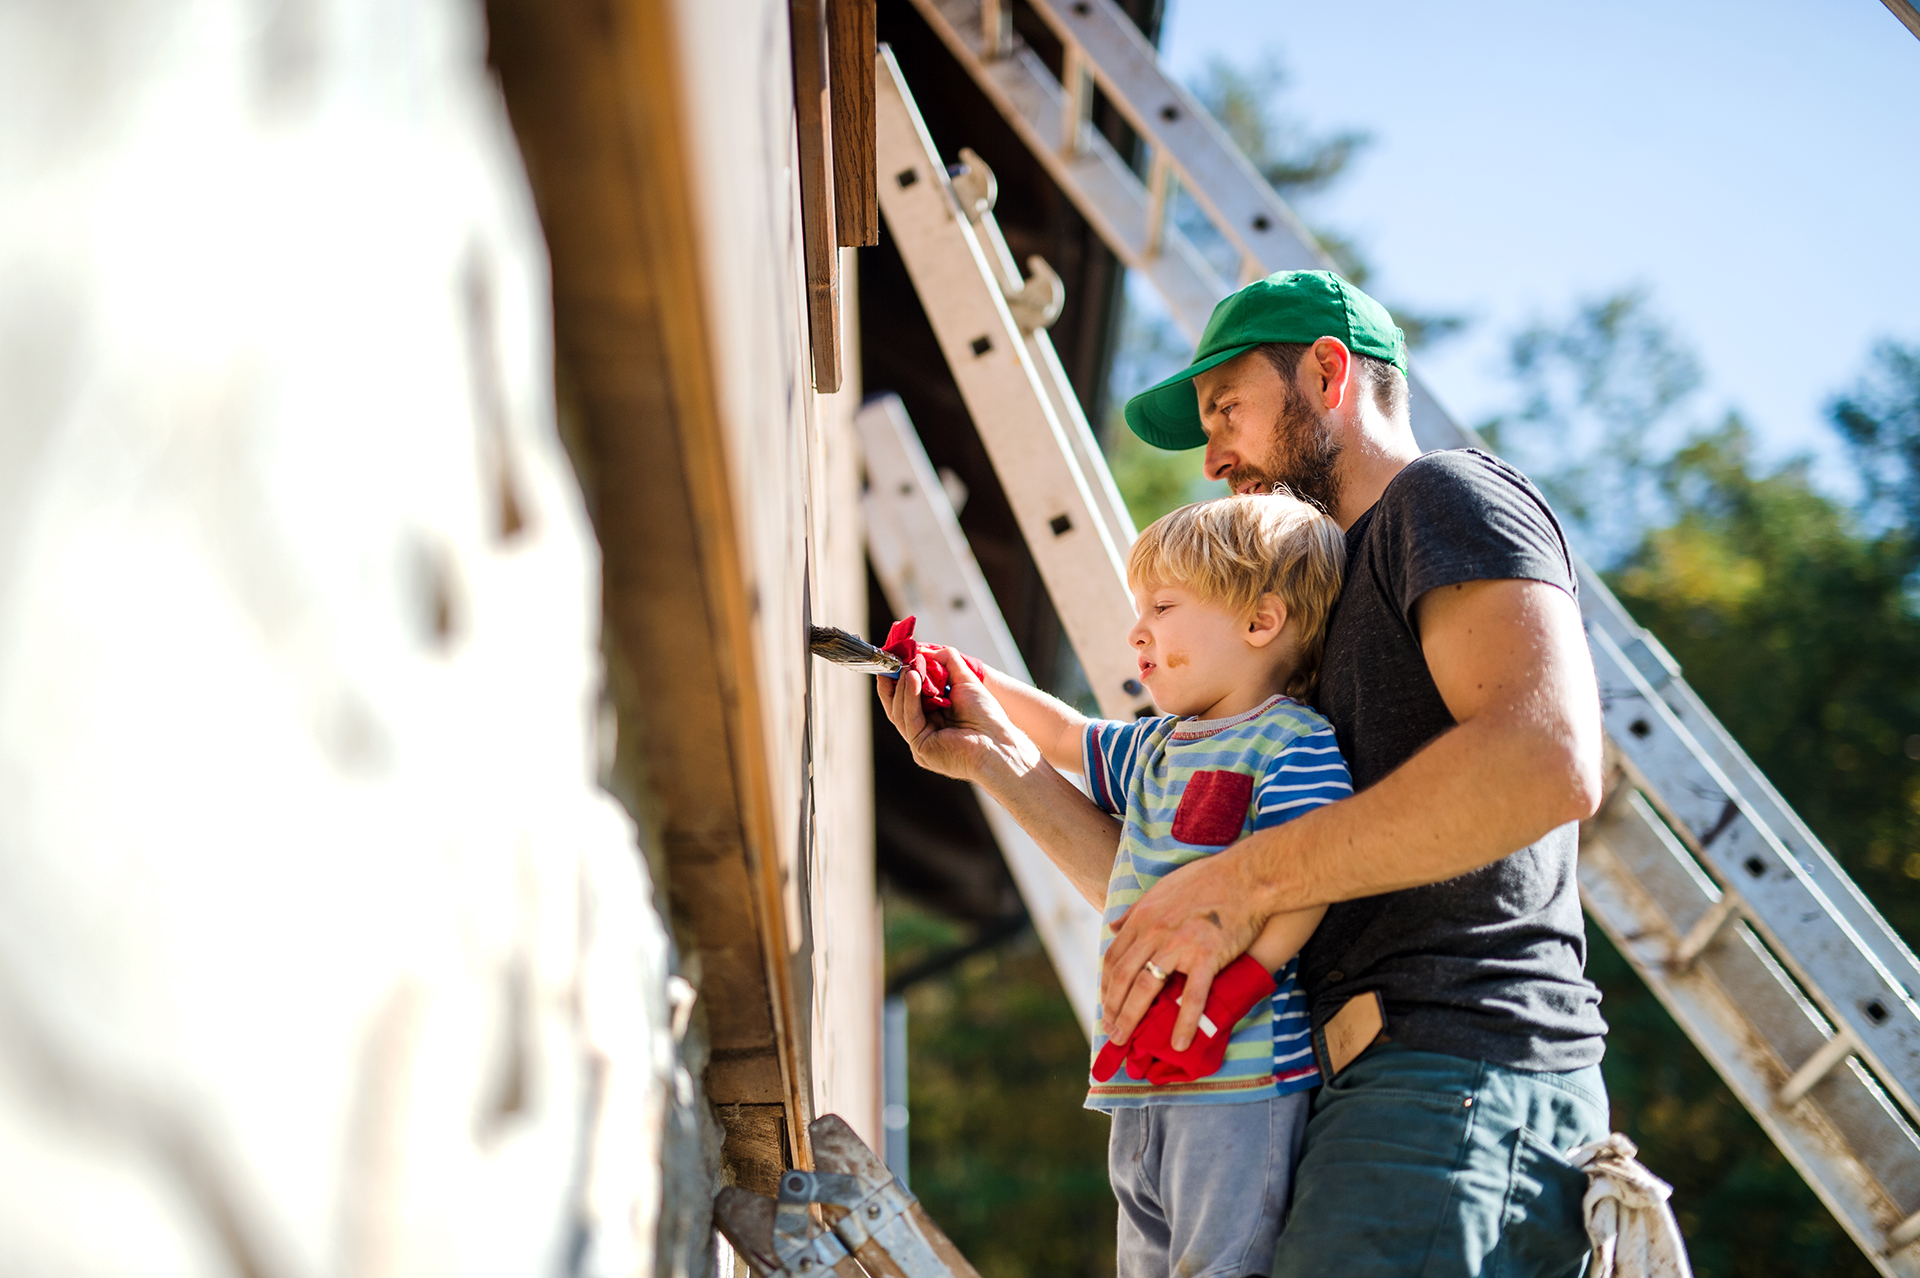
[1110,1094,1312,1278]
[1271,1044,1607,1278]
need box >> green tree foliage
[888,900,1115,1278]
[1492,299,1920,1277]
[1832,340,1920,533]
[1482,288,1703,562]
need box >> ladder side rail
[1019,0,1325,278]
[1581,558,1920,1001]
[1655,671,1920,999]
[963,194,1141,551]
[1591,625,1920,1124]
[909,0,1224,340]
[877,45,1155,723]
[907,0,1495,459]
[857,395,1106,1037]
[1027,329,1139,548]
[1581,791,1920,1274]
[1417,397,1920,1002]
[918,0,1920,1101]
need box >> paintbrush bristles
[809,625,903,674]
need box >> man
[879,270,1608,1276]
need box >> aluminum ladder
[871,19,1920,1270]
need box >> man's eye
[1154,604,1172,614]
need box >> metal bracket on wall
[715,1116,984,1278]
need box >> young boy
[911,493,1352,1278]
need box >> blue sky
[1152,0,1920,486]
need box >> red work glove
[1091,981,1187,1082]
[1094,956,1279,1086]
[882,616,984,711]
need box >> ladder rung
[1888,1209,1920,1255]
[1142,149,1171,259]
[1670,892,1741,971]
[1779,1033,1857,1108]
[1059,41,1092,157]
[1582,795,1920,1276]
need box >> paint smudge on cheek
[1166,650,1189,668]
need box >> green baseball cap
[1122,270,1407,451]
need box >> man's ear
[1308,336,1353,412]
[1245,594,1288,649]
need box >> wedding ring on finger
[1144,959,1168,982]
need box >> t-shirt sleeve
[1377,450,1577,626]
[1082,718,1163,817]
[1251,722,1353,830]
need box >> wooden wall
[487,0,882,1231]
[0,0,879,1274]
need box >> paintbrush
[808,625,904,675]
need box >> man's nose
[1127,617,1149,647]
[1203,435,1234,482]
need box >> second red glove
[1099,955,1278,1086]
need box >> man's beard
[1225,379,1343,515]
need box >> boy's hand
[876,646,1038,787]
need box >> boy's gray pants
[1108,1094,1311,1278]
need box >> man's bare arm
[1101,577,1603,1048]
[877,655,1120,909]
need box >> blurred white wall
[0,2,676,1275]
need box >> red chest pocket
[1170,770,1256,846]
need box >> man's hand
[1100,850,1263,1051]
[875,645,1040,786]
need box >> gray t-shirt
[1306,448,1607,1073]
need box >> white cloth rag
[1567,1133,1693,1278]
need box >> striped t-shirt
[1081,694,1353,1110]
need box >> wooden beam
[486,0,812,1172]
[792,0,843,390]
[827,0,877,247]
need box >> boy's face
[1127,580,1277,720]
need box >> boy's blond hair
[1127,493,1347,698]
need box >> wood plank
[828,0,878,247]
[486,0,812,1172]
[717,1104,791,1197]
[792,0,844,389]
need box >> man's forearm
[975,749,1119,910]
[1230,709,1594,915]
